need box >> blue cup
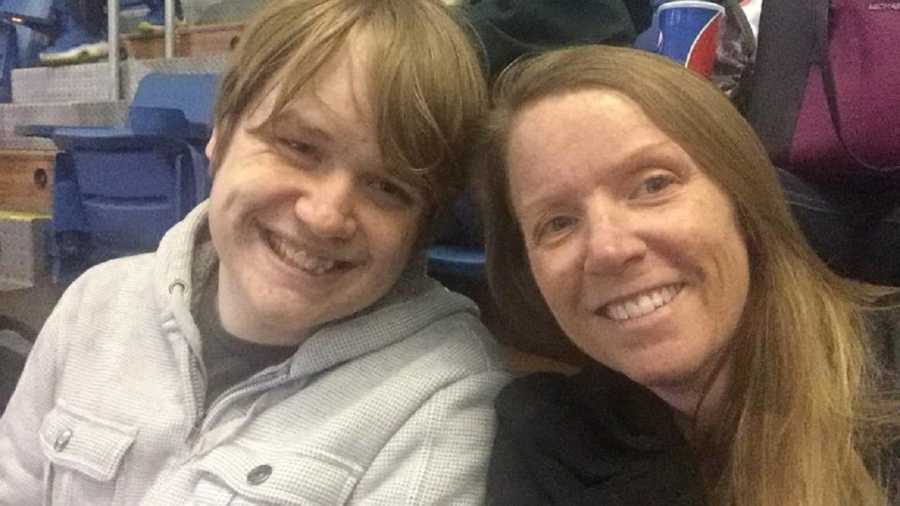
[655,0,725,77]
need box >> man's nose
[294,172,357,240]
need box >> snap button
[53,429,73,452]
[168,279,187,294]
[246,464,272,486]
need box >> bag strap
[816,2,900,172]
[720,0,756,107]
[724,0,756,54]
[741,0,819,164]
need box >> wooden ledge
[122,23,244,59]
[0,150,56,214]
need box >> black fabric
[741,0,819,162]
[865,301,900,382]
[0,317,35,415]
[777,167,900,286]
[196,272,298,410]
[59,0,105,37]
[488,364,706,505]
[889,440,900,506]
[0,346,26,415]
[466,0,649,79]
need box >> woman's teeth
[603,284,681,321]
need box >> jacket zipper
[185,352,206,443]
[199,367,294,435]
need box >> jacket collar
[151,201,478,375]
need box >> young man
[0,0,509,503]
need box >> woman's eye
[535,215,576,242]
[635,173,676,197]
[547,216,574,232]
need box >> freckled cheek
[699,238,750,328]
[529,254,581,316]
[720,246,750,307]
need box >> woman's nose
[582,215,647,274]
[294,173,357,240]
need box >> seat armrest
[426,245,486,278]
[14,124,61,139]
[52,126,196,151]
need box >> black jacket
[487,364,706,505]
[466,0,652,79]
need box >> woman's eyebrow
[518,141,683,212]
[617,140,683,170]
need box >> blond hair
[475,45,898,506]
[211,0,487,216]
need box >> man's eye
[369,178,413,205]
[279,138,319,161]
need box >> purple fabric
[789,1,900,176]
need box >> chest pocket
[190,444,362,505]
[39,401,137,505]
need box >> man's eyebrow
[268,110,333,143]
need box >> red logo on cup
[656,1,725,77]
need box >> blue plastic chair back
[129,72,218,134]
[46,72,219,282]
[426,190,486,299]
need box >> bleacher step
[11,54,229,105]
[1,54,228,150]
[13,62,118,105]
[0,101,129,151]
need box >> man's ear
[205,128,218,177]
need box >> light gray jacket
[0,203,510,505]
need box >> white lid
[657,0,726,14]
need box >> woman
[476,45,898,505]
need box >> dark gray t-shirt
[195,272,298,410]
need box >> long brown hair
[475,44,898,505]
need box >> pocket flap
[39,401,137,482]
[195,444,361,505]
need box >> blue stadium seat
[426,190,486,297]
[19,72,219,282]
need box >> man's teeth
[604,284,680,321]
[268,233,340,275]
